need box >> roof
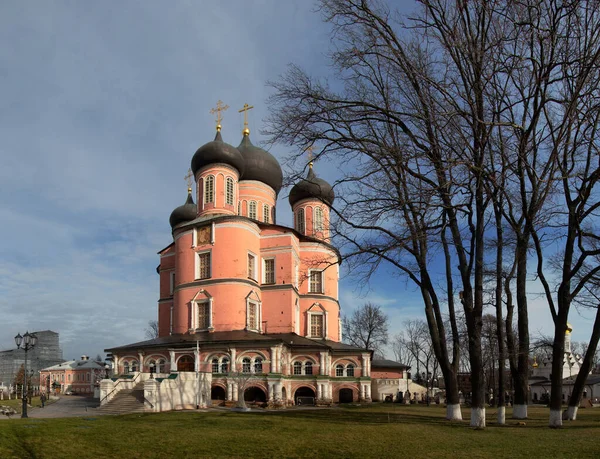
[372,359,411,370]
[105,331,369,354]
[40,359,104,372]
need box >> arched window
[336,364,344,377]
[177,355,194,372]
[157,359,166,373]
[314,207,323,232]
[226,177,234,205]
[305,361,313,375]
[130,360,138,372]
[296,208,305,234]
[294,362,302,375]
[212,358,220,373]
[204,175,215,204]
[242,358,251,373]
[249,201,257,219]
[263,204,270,223]
[124,362,130,374]
[254,358,263,374]
[221,358,229,373]
[238,202,241,215]
[346,364,355,377]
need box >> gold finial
[210,100,229,131]
[238,103,254,135]
[306,144,315,169]
[532,356,538,368]
[184,168,193,193]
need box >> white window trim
[308,269,324,294]
[307,309,326,339]
[192,298,213,331]
[296,208,305,234]
[246,299,262,332]
[226,176,235,205]
[262,257,275,284]
[263,204,270,223]
[204,175,215,205]
[249,200,257,220]
[195,250,212,280]
[248,252,257,281]
[314,206,323,232]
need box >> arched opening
[339,388,354,403]
[295,386,316,406]
[282,387,287,402]
[244,386,267,403]
[211,386,226,403]
[177,355,194,372]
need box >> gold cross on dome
[184,168,193,191]
[305,144,315,168]
[210,100,229,131]
[238,103,254,135]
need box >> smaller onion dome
[289,164,335,207]
[238,132,283,194]
[169,189,197,228]
[191,129,245,176]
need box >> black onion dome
[237,134,283,194]
[169,191,197,228]
[191,130,245,176]
[289,165,335,207]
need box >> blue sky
[0,1,593,362]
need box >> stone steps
[97,388,147,415]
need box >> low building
[371,359,411,402]
[40,355,105,396]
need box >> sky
[0,1,594,362]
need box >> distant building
[39,355,104,396]
[0,330,63,388]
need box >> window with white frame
[263,258,275,284]
[212,358,219,373]
[254,358,263,374]
[309,270,323,293]
[293,361,302,375]
[249,201,257,219]
[296,208,305,233]
[248,253,256,280]
[346,364,355,377]
[226,177,234,205]
[336,364,344,377]
[196,300,210,330]
[305,361,313,375]
[314,207,323,232]
[310,313,324,338]
[263,204,270,223]
[196,252,211,279]
[169,271,176,295]
[247,301,259,331]
[204,175,215,204]
[221,358,229,373]
[242,358,251,373]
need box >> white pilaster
[268,382,274,401]
[317,383,322,399]
[270,347,277,373]
[138,352,144,372]
[275,382,283,401]
[230,348,237,371]
[169,350,176,372]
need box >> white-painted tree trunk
[513,404,527,419]
[497,406,505,425]
[566,405,578,421]
[549,409,563,428]
[446,403,462,421]
[471,407,486,428]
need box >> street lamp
[149,362,155,379]
[104,364,110,379]
[15,331,37,418]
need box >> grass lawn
[0,404,599,458]
[1,397,56,412]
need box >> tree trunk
[566,305,600,420]
[513,236,530,419]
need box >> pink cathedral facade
[104,118,373,409]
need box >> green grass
[1,397,56,412]
[1,404,599,458]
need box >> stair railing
[100,372,141,405]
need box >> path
[1,396,103,420]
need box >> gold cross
[306,144,315,168]
[210,100,229,131]
[184,168,193,192]
[238,103,254,135]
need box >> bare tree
[145,320,159,340]
[342,303,389,354]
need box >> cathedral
[102,103,375,410]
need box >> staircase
[97,382,147,415]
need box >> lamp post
[104,364,110,379]
[149,362,155,379]
[15,331,37,418]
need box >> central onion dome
[169,189,197,228]
[289,164,335,207]
[237,132,283,194]
[191,129,245,176]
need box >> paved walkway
[1,396,102,420]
